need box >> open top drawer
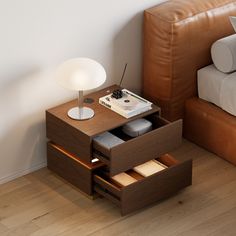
[93,113,182,176]
[93,154,192,215]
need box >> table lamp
[57,58,106,120]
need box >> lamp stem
[78,90,83,118]
[67,90,94,120]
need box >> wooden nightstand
[46,85,192,215]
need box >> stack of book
[99,89,152,118]
[110,160,167,187]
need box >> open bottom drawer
[93,114,182,176]
[93,154,192,215]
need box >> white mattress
[197,64,236,116]
[198,64,227,107]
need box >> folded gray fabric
[93,132,124,149]
[122,118,152,137]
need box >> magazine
[99,89,152,118]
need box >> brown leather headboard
[142,0,236,121]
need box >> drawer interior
[93,114,182,176]
[92,113,175,159]
[94,154,179,195]
[107,113,169,142]
[94,154,192,215]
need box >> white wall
[0,0,165,184]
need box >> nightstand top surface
[47,85,160,138]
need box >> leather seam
[145,1,236,23]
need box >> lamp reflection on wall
[57,58,106,120]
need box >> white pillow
[211,34,236,73]
[230,16,236,32]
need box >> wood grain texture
[110,119,183,176]
[121,158,192,215]
[93,118,183,176]
[1,140,236,236]
[46,85,160,162]
[49,142,104,170]
[46,111,91,162]
[47,142,97,195]
[93,175,121,198]
[47,85,160,137]
[93,186,121,207]
[94,155,192,215]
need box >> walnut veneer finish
[46,85,160,162]
[47,142,104,196]
[46,85,192,214]
[94,154,192,215]
[93,115,183,176]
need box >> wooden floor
[1,140,236,236]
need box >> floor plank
[0,177,31,197]
[0,223,8,234]
[0,222,40,236]
[177,206,236,236]
[30,200,122,236]
[0,140,235,236]
[1,182,82,228]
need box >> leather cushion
[143,0,236,121]
[184,98,236,166]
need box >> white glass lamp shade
[56,58,106,91]
[56,58,106,120]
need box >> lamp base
[67,107,94,120]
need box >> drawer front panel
[47,142,92,195]
[121,159,192,215]
[94,185,121,207]
[94,119,183,176]
[93,158,192,215]
[93,175,121,198]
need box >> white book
[99,89,152,118]
[111,172,137,186]
[133,160,167,177]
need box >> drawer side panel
[47,142,92,195]
[46,111,91,162]
[109,119,183,176]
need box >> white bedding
[197,64,236,116]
